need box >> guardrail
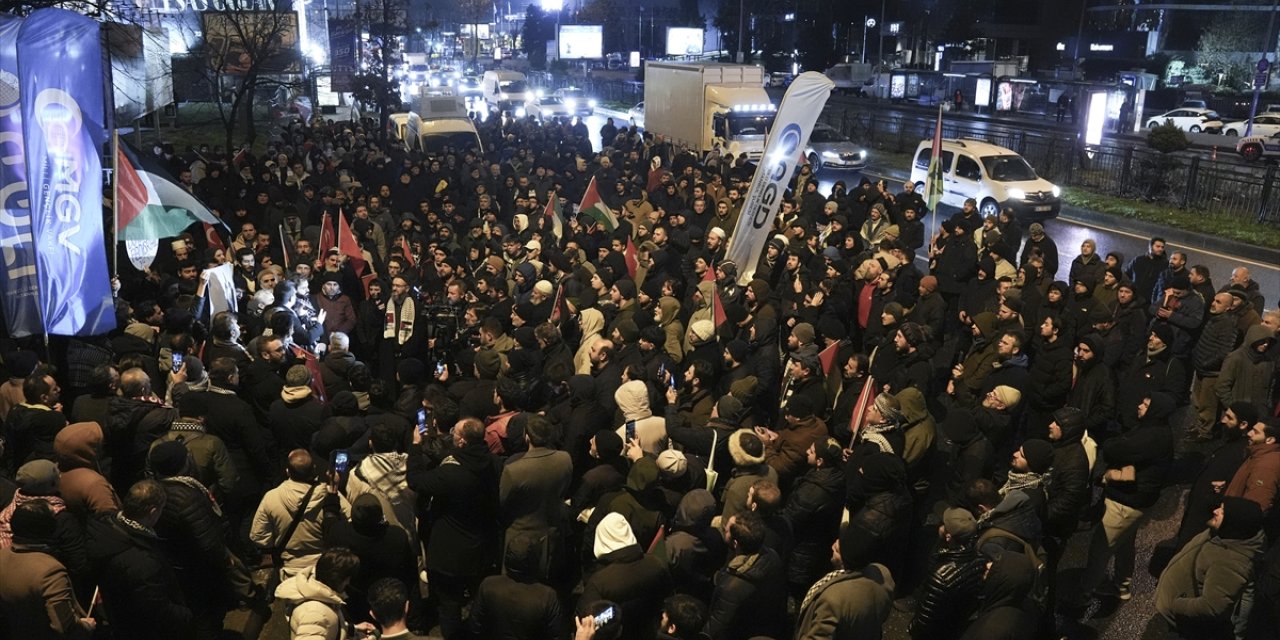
[818,106,1280,225]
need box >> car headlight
[1051,185,1061,197]
[1007,188,1027,200]
[564,98,577,110]
[536,89,545,98]
[588,99,598,108]
[515,106,526,118]
[856,150,867,158]
[821,150,839,159]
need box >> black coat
[155,477,235,608]
[781,466,845,589]
[1067,357,1116,436]
[1046,435,1091,539]
[579,545,671,640]
[406,441,502,577]
[703,547,788,640]
[105,397,177,492]
[84,515,192,639]
[1102,394,1175,509]
[268,394,329,454]
[1027,336,1073,411]
[320,492,417,624]
[910,545,986,640]
[470,573,564,639]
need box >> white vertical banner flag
[204,262,238,315]
[724,71,834,284]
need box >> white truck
[643,61,776,160]
[482,69,533,116]
[414,88,484,154]
[824,63,875,95]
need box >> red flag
[818,341,840,376]
[399,236,415,268]
[624,236,638,279]
[337,210,367,276]
[318,213,335,254]
[361,273,377,298]
[647,167,666,192]
[848,378,878,444]
[549,284,566,324]
[712,287,727,327]
[702,263,716,282]
[289,344,327,404]
[203,222,224,250]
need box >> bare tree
[353,0,408,141]
[188,0,304,155]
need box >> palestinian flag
[578,176,618,232]
[925,104,945,214]
[289,344,327,404]
[818,341,839,376]
[543,194,565,240]
[116,136,225,242]
[624,236,638,279]
[337,210,368,276]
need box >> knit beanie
[15,460,59,496]
[1020,439,1054,474]
[991,385,1021,408]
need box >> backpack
[977,526,1050,611]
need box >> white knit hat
[594,512,637,558]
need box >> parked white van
[909,138,1061,221]
[482,70,533,116]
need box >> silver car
[804,124,867,173]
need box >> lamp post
[1246,0,1280,136]
[878,0,886,66]
[862,17,875,64]
[737,0,745,63]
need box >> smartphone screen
[435,361,446,376]
[171,353,184,373]
[332,450,349,474]
[593,606,615,627]
[416,408,428,436]
[626,422,636,442]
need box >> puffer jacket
[781,466,845,588]
[614,380,667,455]
[53,422,119,515]
[1027,335,1072,410]
[1192,310,1239,376]
[1102,392,1175,509]
[275,566,351,640]
[156,476,236,606]
[704,547,788,640]
[105,396,177,491]
[910,545,986,640]
[1046,415,1091,538]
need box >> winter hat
[838,522,877,569]
[1051,406,1086,434]
[149,440,189,477]
[351,493,386,529]
[1001,296,1023,314]
[5,350,39,378]
[15,460,59,496]
[919,275,938,293]
[1088,305,1115,324]
[514,326,539,349]
[1020,439,1054,474]
[690,320,715,342]
[1167,273,1191,291]
[940,408,979,443]
[656,450,688,478]
[725,339,750,364]
[792,323,815,345]
[285,365,313,388]
[882,302,906,324]
[873,393,903,422]
[474,350,503,379]
[9,502,56,543]
[715,394,744,422]
[614,319,640,344]
[593,429,624,460]
[533,280,554,297]
[639,325,665,346]
[614,278,637,300]
[1150,322,1175,348]
[513,302,537,323]
[991,385,1021,409]
[1218,497,1265,540]
[942,507,978,539]
[1029,222,1045,237]
[898,322,926,348]
[594,512,638,558]
[708,226,727,240]
[729,429,766,466]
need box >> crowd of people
[0,105,1276,640]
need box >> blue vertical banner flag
[328,19,356,92]
[0,16,41,337]
[17,9,115,336]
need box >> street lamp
[737,0,745,63]
[862,17,875,64]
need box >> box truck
[643,61,776,160]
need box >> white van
[387,112,423,151]
[909,138,1061,221]
[482,70,533,116]
[420,118,485,155]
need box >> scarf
[165,475,222,517]
[384,295,416,345]
[858,420,899,455]
[0,493,65,548]
[281,385,312,403]
[116,512,159,539]
[1000,470,1048,497]
[800,569,850,613]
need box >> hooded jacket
[958,551,1038,640]
[274,566,350,640]
[1046,412,1091,538]
[1156,526,1264,636]
[574,308,606,375]
[720,430,779,521]
[704,546,788,640]
[656,296,685,363]
[793,562,895,640]
[1066,335,1116,437]
[1215,325,1277,409]
[53,422,120,515]
[614,380,667,455]
[1224,440,1280,512]
[1103,392,1175,509]
[897,387,937,473]
[84,514,192,639]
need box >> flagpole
[111,130,119,278]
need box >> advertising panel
[202,10,301,74]
[665,27,704,56]
[559,25,602,60]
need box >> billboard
[327,18,356,92]
[666,27,704,56]
[108,23,174,123]
[559,25,602,60]
[202,10,301,74]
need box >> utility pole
[737,0,745,63]
[877,0,885,66]
[1246,0,1280,136]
